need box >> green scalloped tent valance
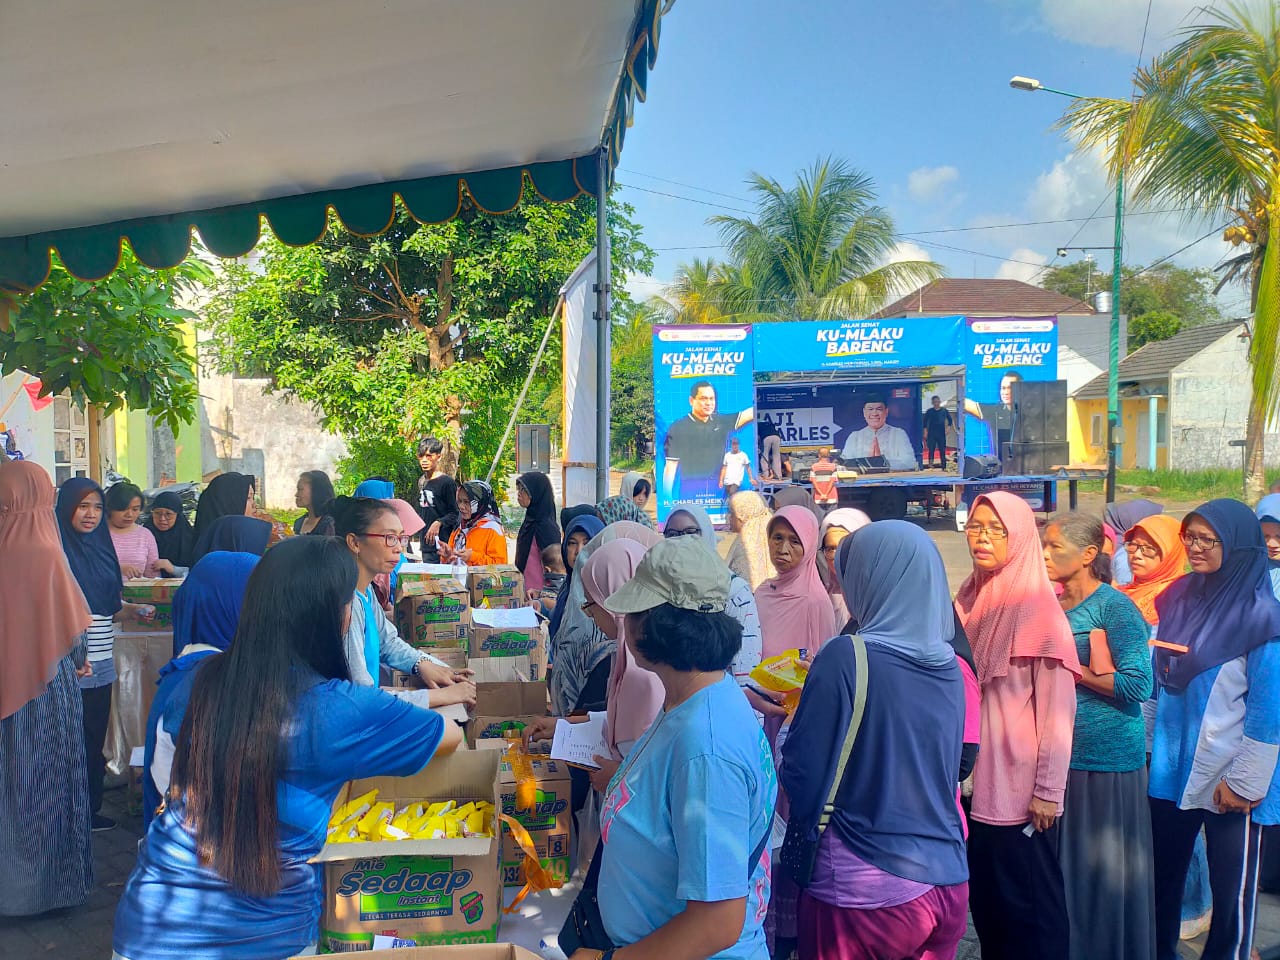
[0,0,667,293]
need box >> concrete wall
[199,368,347,509]
[1056,313,1129,395]
[1168,329,1280,471]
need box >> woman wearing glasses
[1147,500,1280,960]
[332,497,475,706]
[955,492,1079,960]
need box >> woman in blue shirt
[113,536,463,960]
[1148,500,1280,960]
[331,496,474,704]
[581,536,776,960]
[1042,513,1154,960]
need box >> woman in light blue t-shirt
[584,536,776,960]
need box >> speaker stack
[1003,381,1069,475]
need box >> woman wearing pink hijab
[955,492,1079,960]
[578,539,664,789]
[755,503,837,960]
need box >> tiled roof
[873,278,1097,318]
[1072,320,1245,399]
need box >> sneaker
[1180,909,1211,941]
[91,814,116,832]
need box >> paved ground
[5,495,1278,959]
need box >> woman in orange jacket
[440,480,508,566]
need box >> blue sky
[617,0,1247,315]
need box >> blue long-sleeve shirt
[1150,637,1280,823]
[1064,585,1153,772]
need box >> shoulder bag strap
[814,634,868,843]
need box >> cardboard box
[318,751,503,950]
[496,755,572,888]
[394,579,471,650]
[396,564,471,602]
[469,657,546,719]
[469,716,545,743]
[387,648,469,688]
[466,566,524,610]
[120,578,183,632]
[469,609,546,682]
[294,944,542,959]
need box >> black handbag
[559,796,772,954]
[780,634,868,888]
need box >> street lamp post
[1010,76,1122,503]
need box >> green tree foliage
[1129,310,1183,351]
[204,186,651,485]
[1041,261,1224,341]
[1059,0,1280,497]
[656,157,942,324]
[1,250,210,431]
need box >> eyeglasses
[1180,534,1223,551]
[361,533,412,548]
[964,524,1008,541]
[663,525,702,539]
[822,545,840,558]
[1125,541,1161,559]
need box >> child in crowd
[540,543,567,594]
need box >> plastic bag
[750,650,810,715]
[576,788,601,877]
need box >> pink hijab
[0,460,92,719]
[954,492,1080,685]
[755,505,837,659]
[580,539,663,758]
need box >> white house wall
[0,370,55,475]
[1168,329,1280,470]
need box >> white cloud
[1037,0,1216,56]
[907,165,960,201]
[622,272,668,301]
[880,241,938,299]
[996,247,1051,283]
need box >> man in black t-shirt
[662,381,754,504]
[922,395,954,469]
[415,437,459,562]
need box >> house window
[1157,411,1168,445]
[52,396,90,486]
[1090,413,1104,447]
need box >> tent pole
[594,149,612,502]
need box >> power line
[614,182,755,215]
[617,168,753,204]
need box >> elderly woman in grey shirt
[333,496,475,706]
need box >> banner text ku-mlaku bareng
[652,317,1058,524]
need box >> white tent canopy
[0,0,669,289]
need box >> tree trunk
[1245,246,1267,500]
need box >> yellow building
[1070,320,1254,471]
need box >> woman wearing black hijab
[515,472,560,594]
[144,490,195,571]
[193,472,254,545]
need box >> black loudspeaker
[1044,381,1068,443]
[963,454,1002,479]
[517,424,551,475]
[1013,381,1047,443]
[1003,442,1070,475]
[1012,380,1069,445]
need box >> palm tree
[707,156,942,321]
[1059,1,1280,499]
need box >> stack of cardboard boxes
[319,562,577,947]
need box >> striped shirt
[79,614,116,689]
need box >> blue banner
[750,317,965,372]
[961,317,1059,458]
[652,325,756,525]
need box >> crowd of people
[4,442,1280,960]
